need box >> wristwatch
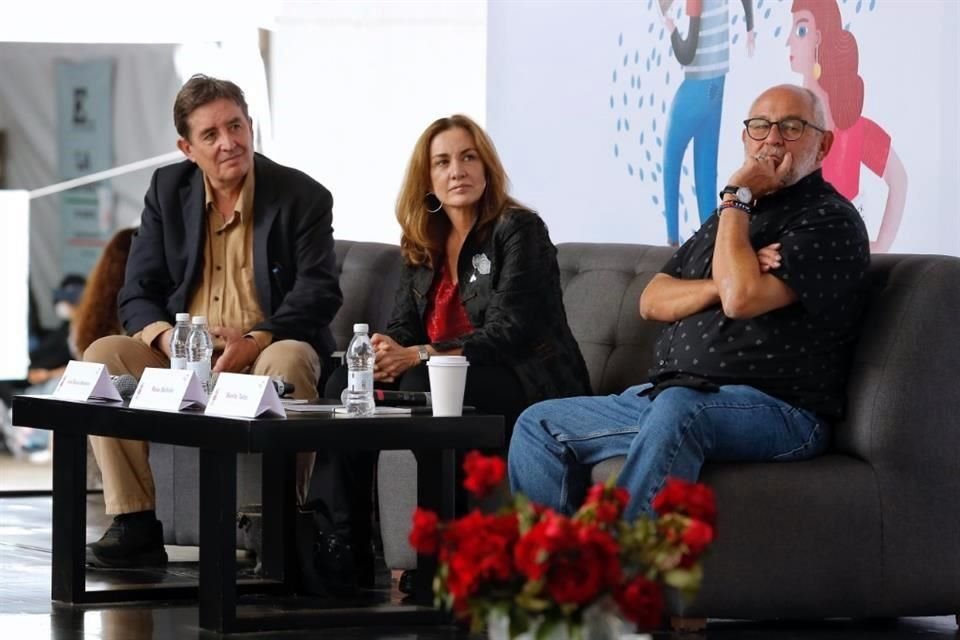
[720,185,754,205]
[417,344,430,364]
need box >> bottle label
[187,359,211,384]
[347,370,373,392]
[170,357,187,370]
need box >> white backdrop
[487,0,959,255]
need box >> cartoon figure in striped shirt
[662,0,755,246]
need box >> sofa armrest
[834,254,960,609]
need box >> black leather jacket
[385,209,591,404]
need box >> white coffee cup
[426,356,470,417]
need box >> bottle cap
[175,313,190,322]
[353,323,369,333]
[191,315,207,325]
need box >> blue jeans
[663,76,725,244]
[508,384,828,521]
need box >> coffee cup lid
[428,355,469,365]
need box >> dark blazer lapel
[411,266,434,318]
[181,168,206,292]
[252,154,280,314]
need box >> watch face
[736,187,753,204]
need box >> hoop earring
[424,192,443,214]
[813,44,822,80]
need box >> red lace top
[424,260,474,344]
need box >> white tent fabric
[0,43,182,328]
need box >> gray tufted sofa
[155,240,960,621]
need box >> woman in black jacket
[370,114,591,427]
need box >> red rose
[408,507,440,554]
[681,519,714,558]
[462,451,507,498]
[583,483,630,524]
[651,477,717,526]
[615,575,664,629]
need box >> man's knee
[83,335,163,377]
[255,340,319,372]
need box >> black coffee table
[11,395,504,633]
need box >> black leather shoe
[398,569,417,595]
[86,513,168,569]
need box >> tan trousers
[85,335,321,514]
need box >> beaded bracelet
[719,200,753,215]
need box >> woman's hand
[370,333,420,382]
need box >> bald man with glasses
[508,84,871,520]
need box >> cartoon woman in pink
[788,0,907,252]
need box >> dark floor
[0,494,957,639]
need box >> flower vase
[486,602,650,640]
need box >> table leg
[199,448,237,633]
[51,431,87,603]
[260,451,296,587]
[412,448,456,605]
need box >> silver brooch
[472,253,491,275]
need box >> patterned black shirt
[649,170,870,420]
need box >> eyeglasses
[743,117,826,142]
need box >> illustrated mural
[610,0,907,251]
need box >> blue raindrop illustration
[637,77,642,90]
[619,32,623,46]
[855,0,862,12]
[661,100,666,114]
[659,28,664,41]
[617,118,622,132]
[631,76,635,88]
[764,8,771,19]
[656,162,663,173]
[647,0,652,9]
[774,26,782,38]
[652,195,660,205]
[649,92,654,105]
[732,14,739,25]
[679,193,685,205]
[635,50,640,63]
[652,119,657,132]
[869,0,876,9]
[638,96,644,109]
[645,150,652,162]
[683,207,689,223]
[656,136,663,148]
[666,71,670,85]
[640,132,645,144]
[640,168,645,181]
[732,34,739,45]
[610,95,615,109]
[652,172,659,183]
[624,119,630,131]
[648,22,654,33]
[682,165,689,176]
[844,22,850,30]
[614,144,619,157]
[623,53,629,66]
[628,164,634,176]
[613,69,617,82]
[758,0,764,8]
[656,53,662,66]
[623,92,628,105]
[646,59,651,72]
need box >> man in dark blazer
[83,75,343,575]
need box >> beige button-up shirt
[139,169,272,354]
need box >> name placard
[205,373,286,418]
[52,360,122,402]
[129,367,207,412]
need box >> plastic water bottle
[341,323,375,416]
[169,313,191,370]
[186,315,214,393]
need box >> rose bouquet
[409,451,717,638]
